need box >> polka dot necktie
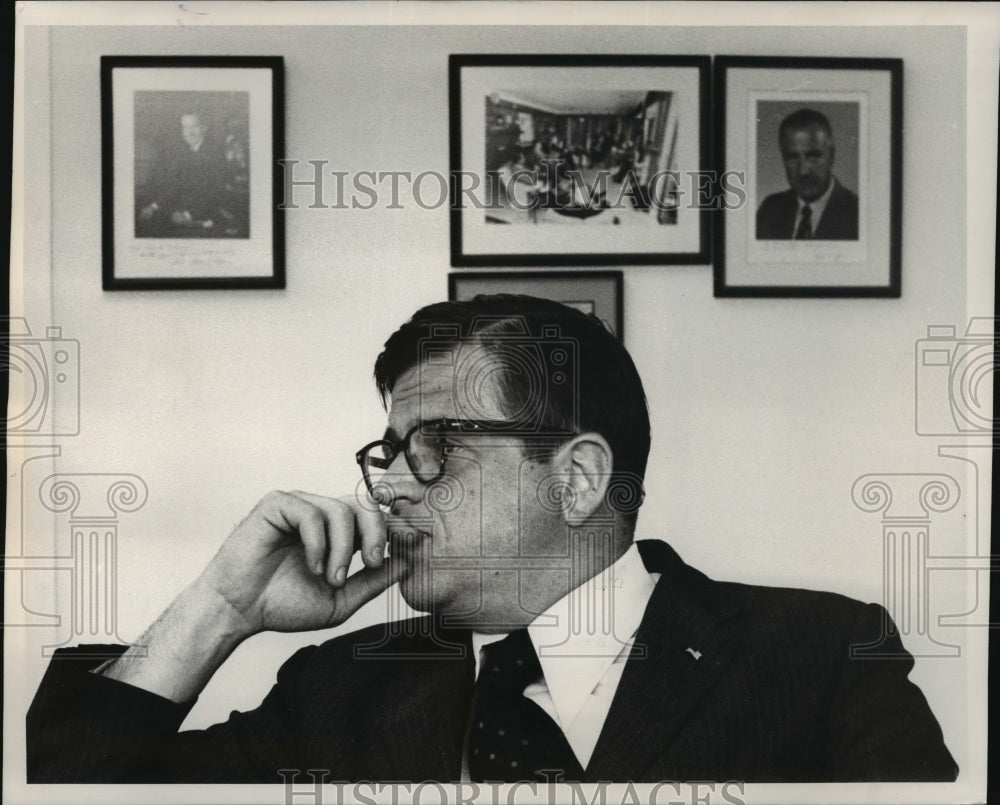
[468,629,584,782]
[795,204,814,239]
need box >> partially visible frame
[448,271,624,341]
[714,56,902,297]
[101,56,285,290]
[450,54,710,267]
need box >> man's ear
[553,433,613,526]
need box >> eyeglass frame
[355,418,573,497]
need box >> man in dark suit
[27,296,956,784]
[756,108,859,240]
[136,111,247,239]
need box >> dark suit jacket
[26,540,957,783]
[756,181,859,240]
[136,140,248,239]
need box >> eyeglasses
[355,418,557,500]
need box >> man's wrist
[175,575,260,651]
[99,579,255,703]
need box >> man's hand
[102,491,405,703]
[197,490,405,636]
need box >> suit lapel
[377,624,475,781]
[781,191,799,238]
[584,541,743,782]
[815,182,853,239]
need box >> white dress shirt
[468,543,660,772]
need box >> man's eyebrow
[383,426,400,443]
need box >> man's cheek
[430,510,477,559]
[429,487,482,558]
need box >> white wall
[10,11,992,795]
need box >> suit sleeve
[27,643,317,783]
[825,603,958,781]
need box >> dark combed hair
[778,108,833,143]
[374,294,651,519]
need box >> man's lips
[386,523,431,557]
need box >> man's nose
[373,453,425,507]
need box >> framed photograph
[448,271,624,341]
[101,56,285,290]
[714,56,902,297]
[450,55,710,267]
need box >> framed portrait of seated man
[713,57,902,297]
[100,56,285,290]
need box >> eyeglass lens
[362,428,444,491]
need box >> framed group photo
[450,55,711,267]
[713,56,902,297]
[448,271,624,342]
[101,56,285,290]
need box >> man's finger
[286,491,355,587]
[322,503,356,587]
[291,490,388,573]
[259,491,327,575]
[333,559,407,624]
[350,495,388,569]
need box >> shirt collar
[472,542,657,730]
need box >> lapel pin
[685,647,702,661]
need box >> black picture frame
[101,56,285,290]
[713,56,903,297]
[449,54,711,268]
[448,271,624,342]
